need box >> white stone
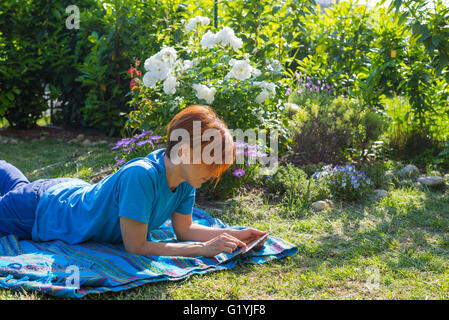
[324,199,334,208]
[417,176,445,187]
[311,200,333,211]
[82,139,91,147]
[374,189,388,198]
[76,134,85,141]
[397,165,420,178]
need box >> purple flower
[245,150,267,158]
[234,140,248,148]
[150,135,162,141]
[136,139,152,146]
[134,130,153,140]
[116,158,126,167]
[111,138,132,150]
[286,87,291,96]
[236,148,245,155]
[232,168,245,178]
[297,88,302,95]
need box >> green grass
[0,138,448,300]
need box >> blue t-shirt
[32,148,195,244]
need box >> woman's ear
[178,143,191,164]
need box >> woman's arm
[120,216,247,257]
[120,217,203,256]
[172,212,267,247]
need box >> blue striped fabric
[0,207,298,298]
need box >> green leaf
[52,8,61,20]
[393,0,402,9]
[272,5,281,15]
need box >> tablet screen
[215,233,270,264]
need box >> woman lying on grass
[0,105,267,257]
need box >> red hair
[165,105,235,187]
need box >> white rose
[255,90,270,104]
[200,26,243,50]
[200,30,218,48]
[145,59,170,81]
[144,55,160,71]
[182,60,193,72]
[163,75,178,94]
[142,72,158,88]
[229,36,243,50]
[216,26,242,50]
[158,47,177,65]
[252,68,261,77]
[185,16,210,33]
[254,81,276,94]
[226,59,252,81]
[192,83,216,104]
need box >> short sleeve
[117,165,155,223]
[175,184,195,215]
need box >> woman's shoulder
[118,158,159,180]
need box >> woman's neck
[164,154,185,192]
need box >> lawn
[1,136,448,300]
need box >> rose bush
[124,17,293,150]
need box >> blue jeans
[0,160,78,239]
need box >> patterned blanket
[0,207,298,298]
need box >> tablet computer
[215,233,270,264]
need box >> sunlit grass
[0,139,448,300]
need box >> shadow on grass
[304,186,449,271]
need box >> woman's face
[179,137,233,188]
[183,163,216,188]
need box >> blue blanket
[0,207,298,298]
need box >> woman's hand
[234,228,268,250]
[200,233,247,257]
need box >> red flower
[127,66,141,79]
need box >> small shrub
[311,164,374,202]
[288,93,385,165]
[359,161,393,189]
[267,164,330,204]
